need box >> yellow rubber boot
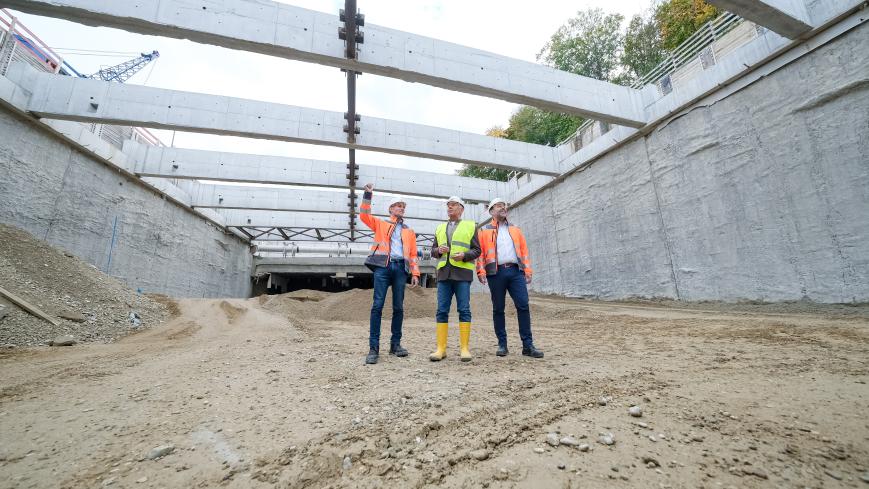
[459,322,472,362]
[429,323,448,361]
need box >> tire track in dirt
[0,314,207,403]
[257,372,668,488]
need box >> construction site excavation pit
[0,0,867,487]
[1,225,868,488]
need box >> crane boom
[88,50,159,83]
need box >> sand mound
[0,224,168,347]
[261,287,525,323]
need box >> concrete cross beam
[16,70,560,175]
[706,0,813,38]
[124,141,506,203]
[193,184,486,223]
[0,0,648,127]
[217,209,440,235]
[218,209,357,229]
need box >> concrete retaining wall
[0,108,252,298]
[511,24,869,303]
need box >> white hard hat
[387,196,406,209]
[446,196,465,207]
[487,198,507,211]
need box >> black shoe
[522,346,544,358]
[389,343,409,357]
[496,344,509,357]
[365,348,379,364]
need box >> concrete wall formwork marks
[511,24,869,303]
[0,108,252,298]
[514,139,679,299]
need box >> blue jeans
[436,280,471,323]
[488,266,533,348]
[369,260,407,350]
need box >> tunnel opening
[252,273,435,296]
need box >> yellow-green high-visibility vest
[435,220,476,271]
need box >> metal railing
[0,8,62,76]
[97,124,164,148]
[631,12,745,91]
[132,127,165,147]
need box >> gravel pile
[0,224,168,348]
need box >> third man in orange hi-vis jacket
[360,183,420,365]
[476,198,544,358]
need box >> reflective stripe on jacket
[435,220,477,271]
[475,219,533,277]
[359,191,420,277]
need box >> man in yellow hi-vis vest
[429,196,481,362]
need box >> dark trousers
[488,265,533,347]
[369,260,407,350]
[436,279,471,323]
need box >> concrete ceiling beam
[15,69,560,175]
[219,210,355,229]
[706,0,813,38]
[216,209,440,235]
[124,141,506,203]
[0,0,648,127]
[193,184,485,223]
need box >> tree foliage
[457,109,583,181]
[485,126,507,139]
[505,107,583,147]
[538,8,625,82]
[621,12,665,84]
[655,0,720,50]
[457,165,512,182]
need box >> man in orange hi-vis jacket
[360,182,420,365]
[476,198,544,358]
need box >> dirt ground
[1,291,868,489]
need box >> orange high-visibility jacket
[476,219,533,278]
[359,191,420,277]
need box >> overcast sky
[10,0,649,175]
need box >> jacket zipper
[493,224,499,266]
[386,222,395,265]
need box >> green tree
[484,126,507,138]
[621,12,665,84]
[655,0,720,50]
[457,110,584,181]
[457,165,512,182]
[538,8,625,82]
[505,106,583,147]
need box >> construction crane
[61,50,160,83]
